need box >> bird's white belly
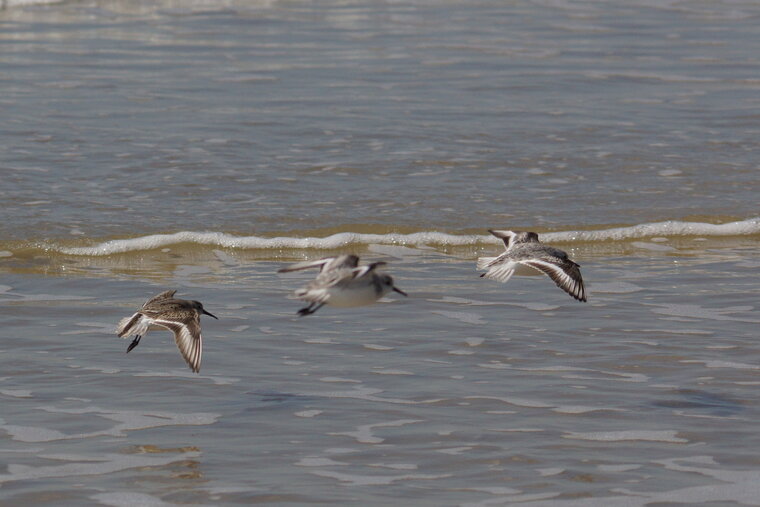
[132,316,158,336]
[326,284,382,308]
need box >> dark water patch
[652,389,746,417]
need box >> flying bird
[278,254,407,316]
[477,230,586,302]
[116,290,218,372]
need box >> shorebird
[116,290,218,372]
[278,254,407,316]
[477,230,587,302]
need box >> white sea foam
[0,389,33,398]
[57,231,486,255]
[437,446,473,455]
[543,217,760,242]
[563,430,688,443]
[295,457,348,467]
[51,217,760,256]
[294,410,323,418]
[309,469,451,486]
[330,419,423,445]
[2,0,66,6]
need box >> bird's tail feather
[476,257,497,270]
[116,313,141,338]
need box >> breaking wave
[44,218,760,256]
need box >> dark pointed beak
[392,287,408,297]
[202,309,219,319]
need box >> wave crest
[53,218,760,256]
[541,218,760,243]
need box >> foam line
[57,231,486,256]
[2,0,65,6]
[540,218,760,243]
[54,218,760,256]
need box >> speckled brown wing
[141,289,177,308]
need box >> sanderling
[116,289,218,372]
[477,230,587,302]
[278,254,408,316]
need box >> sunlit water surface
[2,242,760,505]
[1,0,760,505]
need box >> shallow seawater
[2,241,760,506]
[3,0,760,240]
[2,0,760,505]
